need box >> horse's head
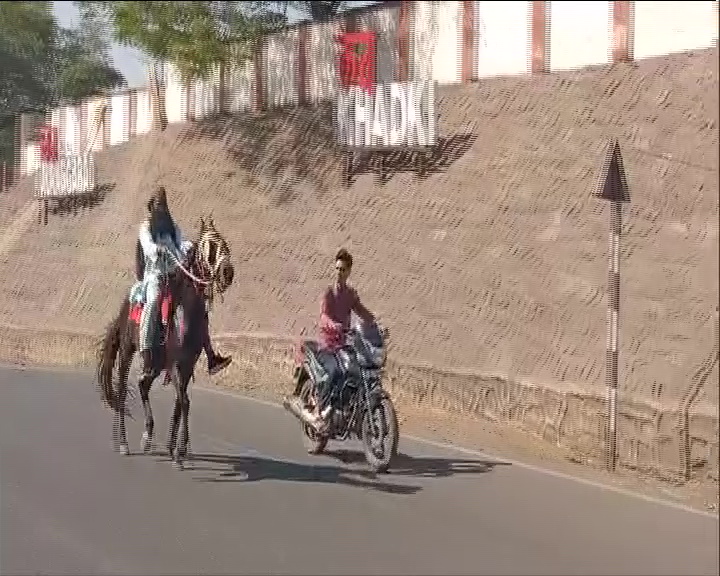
[194,216,235,295]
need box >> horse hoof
[119,443,130,456]
[141,433,153,454]
[173,460,184,471]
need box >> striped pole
[593,137,629,473]
[606,200,621,472]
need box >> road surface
[1,365,718,575]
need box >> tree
[0,1,56,163]
[53,25,127,105]
[75,1,354,83]
[72,1,356,133]
[0,2,57,116]
[76,2,290,81]
[75,1,296,130]
[0,1,126,165]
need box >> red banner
[38,125,59,162]
[337,31,377,94]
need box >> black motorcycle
[283,320,399,473]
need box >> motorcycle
[282,319,399,473]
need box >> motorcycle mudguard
[292,355,326,397]
[366,385,390,411]
[293,365,310,396]
[304,349,327,386]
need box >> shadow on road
[171,448,508,494]
[326,449,511,478]
[184,452,422,495]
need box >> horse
[96,216,234,469]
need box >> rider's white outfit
[132,219,192,352]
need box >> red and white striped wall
[20,1,718,177]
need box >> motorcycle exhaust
[282,396,322,430]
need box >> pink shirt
[318,283,374,351]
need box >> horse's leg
[166,349,182,459]
[115,336,135,455]
[167,395,181,462]
[117,360,130,456]
[134,333,155,454]
[138,371,154,454]
[112,409,120,451]
[176,365,193,467]
[166,312,183,462]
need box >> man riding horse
[136,186,232,381]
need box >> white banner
[336,80,437,148]
[34,155,97,199]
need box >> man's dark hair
[335,248,353,269]
[147,185,168,213]
[148,185,178,245]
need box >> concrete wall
[634,1,718,60]
[18,0,719,176]
[109,94,131,146]
[225,60,255,113]
[476,1,533,78]
[136,90,153,136]
[265,28,300,108]
[307,19,340,103]
[549,1,612,71]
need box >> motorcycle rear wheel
[299,379,328,455]
[361,396,399,473]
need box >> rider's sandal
[208,355,232,376]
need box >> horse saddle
[128,286,174,328]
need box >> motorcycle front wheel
[361,396,399,474]
[299,379,328,455]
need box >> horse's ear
[199,216,206,232]
[208,216,215,230]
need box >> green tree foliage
[70,1,353,133]
[0,1,55,162]
[76,1,292,82]
[53,18,128,105]
[75,1,350,82]
[0,1,126,163]
[0,1,56,117]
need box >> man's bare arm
[352,290,375,323]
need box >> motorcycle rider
[136,186,232,380]
[313,248,375,428]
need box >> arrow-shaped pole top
[594,138,630,203]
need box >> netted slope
[0,48,716,409]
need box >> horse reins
[163,246,212,287]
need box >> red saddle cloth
[128,289,184,386]
[129,290,173,326]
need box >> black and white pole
[606,200,621,472]
[593,138,630,473]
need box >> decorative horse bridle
[164,216,232,309]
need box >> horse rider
[136,186,232,380]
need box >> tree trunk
[148,62,168,132]
[218,61,226,115]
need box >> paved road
[1,366,718,575]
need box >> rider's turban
[147,185,168,213]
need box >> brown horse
[96,217,234,469]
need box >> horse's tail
[96,297,130,412]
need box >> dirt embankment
[0,48,717,483]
